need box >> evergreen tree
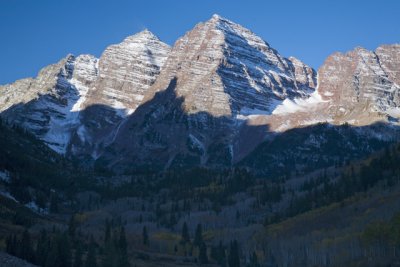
[199,242,209,264]
[142,226,149,246]
[104,219,111,246]
[69,214,77,238]
[85,237,97,267]
[6,234,17,256]
[119,227,128,255]
[73,244,83,267]
[20,229,35,263]
[58,233,72,267]
[102,239,117,267]
[102,224,117,267]
[169,213,177,227]
[45,242,59,267]
[50,194,59,213]
[117,226,129,267]
[248,251,259,267]
[36,230,49,266]
[218,241,227,267]
[181,222,190,244]
[193,223,203,247]
[228,240,240,267]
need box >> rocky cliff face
[240,44,400,173]
[68,30,170,158]
[0,30,170,156]
[0,15,399,172]
[0,54,98,153]
[142,15,316,118]
[84,30,170,113]
[98,15,318,170]
[317,45,400,125]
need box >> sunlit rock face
[0,55,98,153]
[317,45,400,124]
[143,14,316,118]
[0,31,170,156]
[103,15,318,170]
[70,30,171,158]
[85,30,170,114]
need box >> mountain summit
[96,14,319,169]
[142,14,316,118]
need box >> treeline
[95,167,285,230]
[239,122,392,177]
[177,221,248,267]
[277,144,400,223]
[5,215,130,267]
[95,167,258,209]
[361,212,400,259]
[102,219,130,267]
[6,228,81,267]
[0,120,82,205]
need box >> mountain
[96,15,319,170]
[98,15,400,171]
[317,45,400,124]
[0,30,170,157]
[0,55,97,153]
[69,30,170,158]
[0,15,399,173]
[239,45,400,175]
[142,14,316,117]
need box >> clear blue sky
[1,0,399,84]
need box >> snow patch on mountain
[0,191,17,202]
[272,91,327,115]
[188,134,205,153]
[43,55,99,153]
[0,170,10,183]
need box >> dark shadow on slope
[69,102,128,162]
[0,54,129,158]
[90,76,400,177]
[238,122,400,177]
[0,95,129,168]
[0,59,129,163]
[1,75,400,177]
[95,77,270,173]
[0,57,80,138]
[216,23,315,115]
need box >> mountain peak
[122,29,162,45]
[65,53,75,60]
[137,28,157,38]
[210,13,224,21]
[208,13,235,26]
[142,11,317,120]
[204,14,262,45]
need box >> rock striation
[317,45,400,124]
[0,30,170,156]
[0,54,98,153]
[101,15,318,169]
[69,30,170,158]
[142,14,317,118]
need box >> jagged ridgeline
[1,14,399,173]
